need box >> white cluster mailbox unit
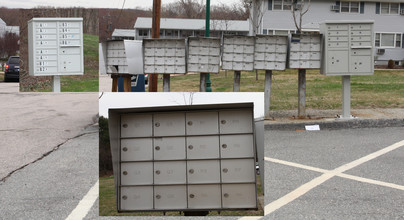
[288,33,321,69]
[187,37,221,73]
[254,35,288,70]
[108,103,258,212]
[320,20,374,75]
[28,18,84,76]
[106,40,129,74]
[143,39,186,74]
[222,36,255,71]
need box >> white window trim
[380,2,400,15]
[375,32,402,48]
[272,0,292,11]
[340,1,360,14]
[265,29,297,35]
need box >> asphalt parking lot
[264,126,404,219]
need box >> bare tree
[246,0,265,36]
[291,0,311,33]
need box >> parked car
[4,56,19,82]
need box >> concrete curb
[265,118,404,131]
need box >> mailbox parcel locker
[28,18,84,76]
[187,37,221,73]
[254,35,288,70]
[143,39,187,74]
[105,40,129,74]
[320,20,374,75]
[108,103,258,212]
[288,33,321,69]
[222,35,255,71]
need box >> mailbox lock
[156,195,161,199]
[155,122,160,127]
[122,147,128,152]
[224,193,229,198]
[122,124,128,128]
[189,194,195,198]
[122,195,127,200]
[223,168,228,173]
[155,146,160,151]
[221,120,226,124]
[222,144,227,149]
[188,145,193,150]
[123,171,128,175]
[187,121,193,126]
[155,170,161,175]
[189,169,194,174]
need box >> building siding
[259,0,404,63]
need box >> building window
[273,0,292,10]
[375,33,402,48]
[138,29,148,37]
[381,3,400,14]
[266,29,296,35]
[340,2,359,13]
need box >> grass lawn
[30,33,99,92]
[0,72,4,81]
[99,175,264,216]
[156,69,404,110]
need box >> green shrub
[387,59,395,69]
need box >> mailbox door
[221,159,255,183]
[121,114,153,138]
[222,184,257,208]
[154,185,187,210]
[120,186,153,210]
[327,50,349,73]
[186,111,219,135]
[121,138,153,161]
[349,56,372,73]
[187,160,220,184]
[186,136,220,159]
[220,134,254,158]
[154,137,186,160]
[219,110,253,134]
[154,161,186,184]
[121,162,153,185]
[154,113,185,136]
[188,185,221,209]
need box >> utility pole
[204,0,212,92]
[150,0,161,92]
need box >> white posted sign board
[222,35,255,71]
[143,39,186,74]
[288,33,321,69]
[254,35,288,70]
[28,18,84,76]
[320,20,374,75]
[108,103,258,212]
[187,37,221,73]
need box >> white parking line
[265,140,404,215]
[65,180,99,220]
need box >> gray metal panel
[186,136,220,159]
[222,35,255,71]
[154,185,187,209]
[187,160,221,184]
[121,138,153,161]
[120,186,153,210]
[185,111,219,135]
[288,33,322,69]
[188,185,222,209]
[221,159,256,183]
[222,183,257,208]
[153,137,186,160]
[187,37,221,73]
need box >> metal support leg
[233,71,241,92]
[342,75,351,119]
[298,69,306,117]
[163,74,170,92]
[200,73,207,92]
[52,75,61,93]
[264,70,272,119]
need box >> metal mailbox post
[320,20,374,118]
[108,103,259,213]
[254,35,288,118]
[28,17,84,92]
[222,35,255,92]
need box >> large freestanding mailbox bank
[108,103,258,212]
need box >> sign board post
[320,20,374,119]
[28,17,84,92]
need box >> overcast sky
[1,0,240,9]
[99,92,264,119]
